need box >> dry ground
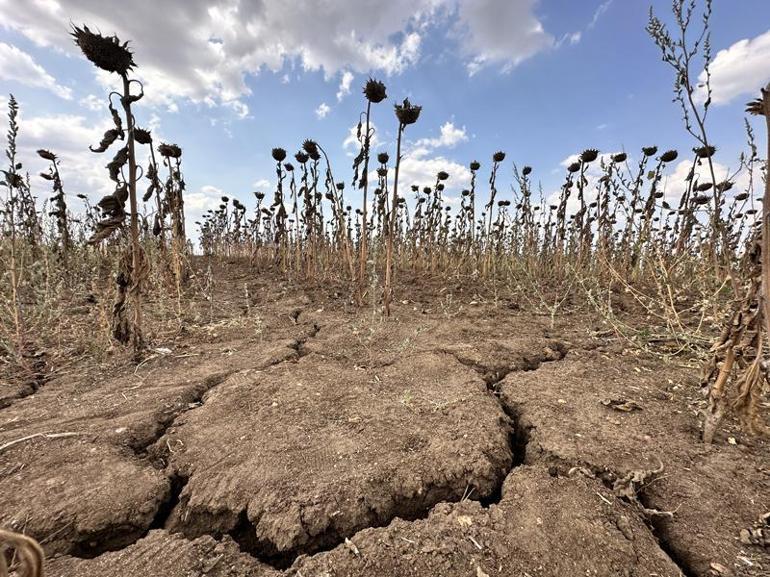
[1,259,769,577]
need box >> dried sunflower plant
[647,1,769,441]
[72,25,148,353]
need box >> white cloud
[252,178,272,190]
[185,185,228,239]
[0,0,558,111]
[697,29,770,105]
[457,0,553,75]
[398,152,472,192]
[660,159,741,204]
[315,102,331,119]
[588,0,613,29]
[336,71,354,101]
[79,94,102,111]
[0,42,72,99]
[362,120,471,194]
[2,110,114,208]
[413,121,468,151]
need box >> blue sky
[0,0,768,237]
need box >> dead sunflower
[71,25,135,76]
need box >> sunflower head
[610,152,627,163]
[133,128,153,145]
[364,78,387,103]
[642,146,658,157]
[302,139,320,160]
[71,25,135,76]
[693,145,716,159]
[272,147,287,162]
[158,143,182,159]
[660,149,678,163]
[492,151,506,163]
[470,160,481,171]
[377,152,389,164]
[522,165,532,176]
[37,149,57,161]
[295,151,309,164]
[580,149,599,163]
[437,171,449,181]
[746,85,768,116]
[394,98,422,126]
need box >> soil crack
[288,322,321,358]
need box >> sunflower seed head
[363,78,387,103]
[394,98,421,126]
[71,25,135,76]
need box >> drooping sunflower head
[377,152,389,164]
[133,128,153,145]
[158,143,182,159]
[660,149,678,163]
[364,78,387,103]
[272,147,287,162]
[71,25,135,76]
[492,151,506,163]
[580,149,599,163]
[37,149,57,161]
[302,139,320,160]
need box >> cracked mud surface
[159,350,511,562]
[2,267,769,576]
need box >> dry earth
[1,263,769,577]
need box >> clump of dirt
[289,465,680,577]
[0,337,301,555]
[158,351,513,561]
[47,529,279,577]
[0,437,168,556]
[499,348,770,576]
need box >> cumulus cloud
[398,152,472,192]
[0,109,114,215]
[0,42,72,99]
[413,121,468,152]
[185,184,229,239]
[697,29,770,105]
[0,0,560,112]
[253,178,272,190]
[315,102,331,119]
[361,119,472,196]
[457,0,553,75]
[336,71,354,101]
